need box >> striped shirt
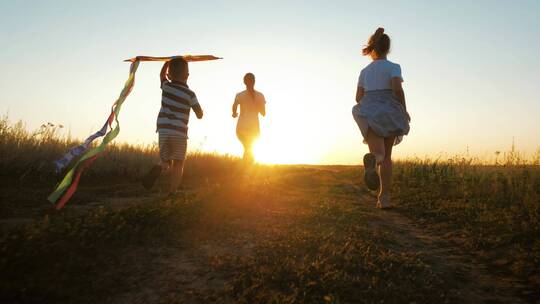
[157,81,201,138]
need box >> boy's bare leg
[160,160,171,171]
[170,159,185,193]
[142,160,168,191]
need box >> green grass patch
[0,199,203,303]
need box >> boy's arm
[160,61,170,83]
[232,96,239,118]
[193,104,203,119]
[191,95,203,119]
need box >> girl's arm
[259,102,266,117]
[259,95,266,117]
[391,77,410,121]
[355,86,364,103]
[232,98,239,118]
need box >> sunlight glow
[186,53,335,165]
[254,130,320,165]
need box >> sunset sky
[1,1,539,164]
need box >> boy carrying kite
[142,58,203,197]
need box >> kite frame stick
[124,55,222,62]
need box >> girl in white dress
[352,28,410,209]
[232,73,266,163]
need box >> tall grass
[1,117,70,180]
[393,154,540,279]
[0,115,242,183]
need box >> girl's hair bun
[362,27,391,56]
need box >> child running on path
[352,28,410,209]
[143,58,204,196]
[232,73,266,163]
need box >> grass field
[1,117,539,303]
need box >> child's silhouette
[142,58,203,197]
[352,28,410,209]
[232,73,266,163]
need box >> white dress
[235,90,266,142]
[352,59,410,145]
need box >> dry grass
[0,116,539,302]
[0,115,247,184]
[392,155,540,281]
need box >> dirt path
[107,180,313,303]
[359,192,528,304]
[3,168,534,303]
[106,177,531,303]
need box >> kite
[124,55,221,63]
[48,55,222,209]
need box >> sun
[252,125,320,165]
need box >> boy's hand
[232,112,238,118]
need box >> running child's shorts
[158,133,187,161]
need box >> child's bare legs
[379,137,395,203]
[241,140,255,163]
[366,129,386,164]
[159,160,171,171]
[366,129,395,206]
[169,159,185,193]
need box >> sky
[1,0,539,164]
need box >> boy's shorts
[158,133,187,162]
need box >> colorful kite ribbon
[48,55,221,209]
